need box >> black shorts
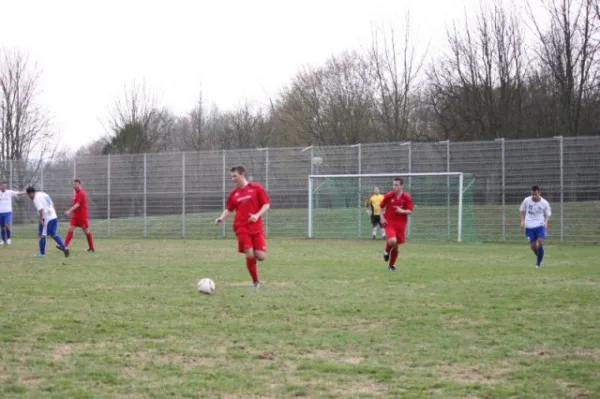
[370,214,382,227]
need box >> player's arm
[379,195,389,224]
[33,197,45,224]
[216,193,236,225]
[65,202,80,216]
[215,209,232,225]
[396,194,414,215]
[519,199,527,230]
[544,201,552,230]
[249,186,270,222]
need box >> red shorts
[70,218,89,229]
[384,224,407,244]
[236,231,267,254]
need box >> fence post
[265,148,269,238]
[107,154,111,237]
[496,138,506,241]
[143,153,147,238]
[439,140,451,240]
[9,161,13,188]
[182,152,186,238]
[403,141,412,238]
[555,136,564,242]
[355,143,362,238]
[222,149,226,239]
[73,158,77,180]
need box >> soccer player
[215,165,270,290]
[63,179,95,252]
[364,185,385,239]
[0,180,21,245]
[519,185,551,268]
[26,187,69,258]
[379,177,414,271]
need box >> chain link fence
[1,136,598,243]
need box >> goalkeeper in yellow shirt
[364,186,386,239]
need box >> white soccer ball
[196,278,215,295]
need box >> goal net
[308,173,478,242]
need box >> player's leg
[370,215,377,239]
[64,220,76,248]
[36,221,47,257]
[5,212,12,244]
[535,227,547,268]
[82,223,95,252]
[250,233,267,290]
[238,233,259,287]
[525,228,538,255]
[48,219,69,257]
[383,226,398,270]
[389,227,406,269]
[378,218,386,239]
[0,213,6,244]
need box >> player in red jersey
[379,177,414,271]
[63,179,95,253]
[216,165,270,290]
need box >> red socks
[385,243,391,253]
[65,231,73,247]
[86,232,95,250]
[65,231,95,250]
[389,248,399,266]
[246,257,259,283]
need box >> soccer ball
[197,278,215,295]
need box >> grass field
[9,200,600,243]
[1,238,599,398]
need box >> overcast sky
[1,0,541,152]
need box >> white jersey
[33,191,58,221]
[0,189,18,213]
[519,196,551,228]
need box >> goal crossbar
[308,172,464,179]
[308,172,465,242]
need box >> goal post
[307,172,478,242]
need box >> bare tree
[0,49,56,184]
[527,0,600,135]
[369,12,427,141]
[102,81,174,155]
[427,0,528,140]
[273,51,377,145]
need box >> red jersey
[72,189,88,220]
[380,191,413,227]
[226,182,270,233]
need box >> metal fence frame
[1,135,598,243]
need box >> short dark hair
[531,185,540,192]
[230,165,246,175]
[73,179,81,184]
[394,177,404,185]
[26,186,36,194]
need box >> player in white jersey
[519,185,551,268]
[26,187,69,258]
[0,180,26,245]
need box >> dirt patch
[300,349,365,365]
[330,380,389,396]
[435,363,512,385]
[258,351,275,360]
[52,343,91,360]
[557,380,592,399]
[124,351,217,369]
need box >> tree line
[2,0,599,163]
